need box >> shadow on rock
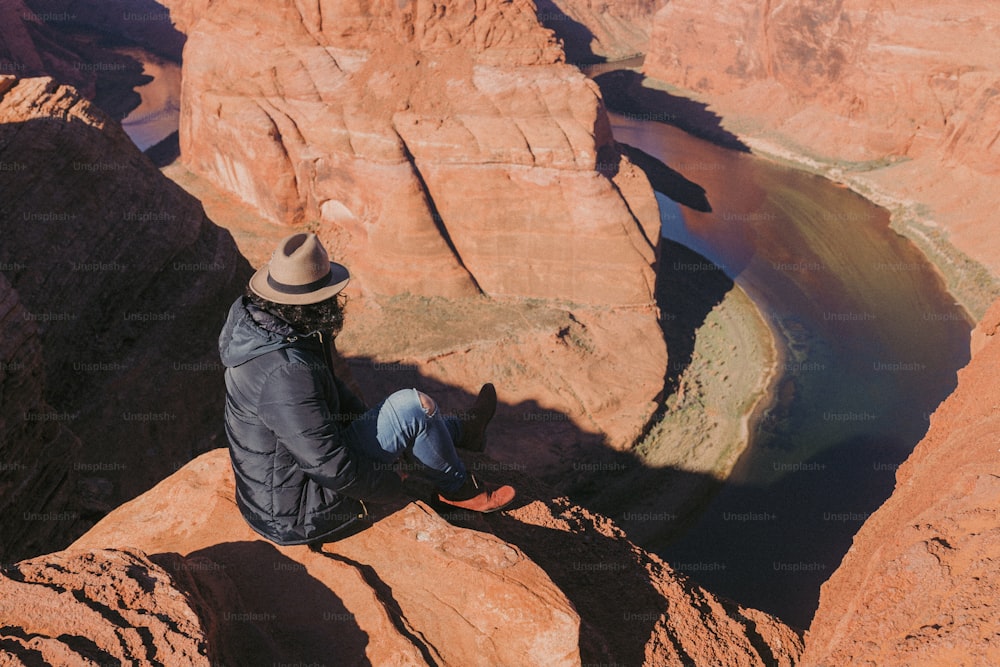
[153,541,372,666]
[656,240,737,393]
[534,0,603,65]
[593,68,750,152]
[620,142,712,212]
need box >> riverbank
[574,239,781,549]
[740,132,998,320]
[597,60,978,625]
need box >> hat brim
[248,261,350,305]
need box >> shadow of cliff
[153,542,373,666]
[0,113,253,561]
[656,431,912,629]
[145,130,180,167]
[656,240,735,394]
[309,550,442,665]
[593,69,750,152]
[25,0,187,62]
[620,142,712,212]
[533,0,603,65]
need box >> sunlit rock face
[64,448,802,666]
[159,0,661,304]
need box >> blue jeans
[344,388,467,493]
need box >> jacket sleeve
[257,362,398,500]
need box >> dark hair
[246,289,346,336]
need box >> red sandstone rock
[152,0,671,472]
[800,298,1000,665]
[339,300,669,471]
[970,297,1000,357]
[69,447,801,665]
[0,76,251,536]
[158,0,660,305]
[498,492,803,666]
[644,1,1000,286]
[72,449,582,666]
[0,548,210,665]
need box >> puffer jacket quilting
[219,296,392,545]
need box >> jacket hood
[219,297,306,368]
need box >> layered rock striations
[159,0,660,305]
[801,300,1000,665]
[152,0,669,475]
[0,76,251,541]
[644,1,1000,309]
[64,447,802,666]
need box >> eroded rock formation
[0,76,251,540]
[158,0,660,305]
[801,300,1000,665]
[64,447,802,666]
[644,1,1000,307]
[0,548,210,664]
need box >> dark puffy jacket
[219,296,395,545]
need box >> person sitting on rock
[218,232,515,546]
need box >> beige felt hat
[249,233,350,305]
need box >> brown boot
[457,383,497,452]
[438,474,515,513]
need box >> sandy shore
[574,240,781,550]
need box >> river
[116,47,181,151]
[610,110,973,627]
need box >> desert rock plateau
[2,0,999,665]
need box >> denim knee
[384,388,428,422]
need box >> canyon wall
[535,0,665,63]
[159,0,660,305]
[644,1,1000,312]
[153,0,670,472]
[801,299,1000,664]
[0,273,87,563]
[23,0,187,61]
[0,76,251,549]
